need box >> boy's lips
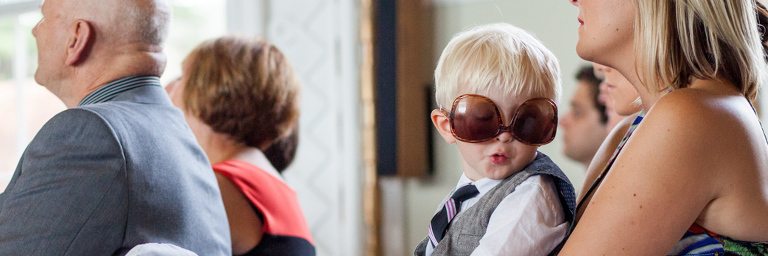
[490,152,508,164]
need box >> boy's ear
[65,20,93,66]
[431,109,456,144]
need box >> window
[0,11,54,188]
[164,0,227,83]
[0,0,226,190]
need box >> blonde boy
[415,23,576,256]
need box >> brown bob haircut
[182,36,300,149]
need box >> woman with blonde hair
[166,36,314,255]
[561,0,768,254]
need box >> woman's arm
[579,112,639,200]
[216,172,264,255]
[560,93,720,255]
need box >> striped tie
[428,183,479,248]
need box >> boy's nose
[496,130,515,143]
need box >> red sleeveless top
[213,160,315,256]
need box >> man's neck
[62,52,164,108]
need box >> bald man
[0,0,231,255]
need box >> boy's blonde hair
[634,0,766,101]
[434,23,561,109]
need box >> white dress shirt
[425,173,568,256]
[126,243,198,256]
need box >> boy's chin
[479,167,523,181]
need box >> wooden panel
[396,0,434,177]
[373,0,434,177]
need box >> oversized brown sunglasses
[441,94,558,145]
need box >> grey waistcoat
[414,152,576,256]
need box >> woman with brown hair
[166,36,314,256]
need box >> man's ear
[431,109,456,144]
[65,20,93,66]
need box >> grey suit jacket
[0,77,231,255]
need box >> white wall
[403,0,588,253]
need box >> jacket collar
[78,76,162,106]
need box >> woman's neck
[232,148,283,180]
[199,134,247,166]
[636,85,666,113]
[613,65,666,113]
[185,116,246,165]
[201,135,283,179]
[187,117,282,179]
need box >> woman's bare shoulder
[647,88,713,121]
[580,113,640,199]
[630,86,762,189]
[648,87,757,141]
[647,87,768,241]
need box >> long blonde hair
[634,0,766,101]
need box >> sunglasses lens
[452,97,500,141]
[512,99,557,145]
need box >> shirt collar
[457,173,502,195]
[78,76,161,106]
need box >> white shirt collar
[456,173,502,196]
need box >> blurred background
[2,0,762,255]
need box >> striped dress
[669,223,768,255]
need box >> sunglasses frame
[441,94,558,145]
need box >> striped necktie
[428,183,480,248]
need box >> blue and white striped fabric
[669,231,725,255]
[78,76,162,106]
